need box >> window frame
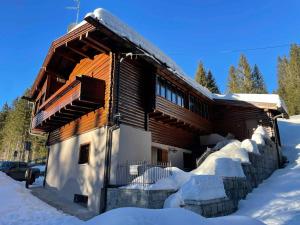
[78,143,90,165]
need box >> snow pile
[241,139,260,155]
[83,8,213,99]
[251,133,266,146]
[164,175,226,208]
[125,167,191,191]
[131,167,166,184]
[251,126,270,146]
[254,126,270,139]
[193,157,245,177]
[86,207,265,225]
[213,93,288,113]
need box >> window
[171,90,177,104]
[157,149,168,163]
[156,77,185,107]
[189,94,209,119]
[166,85,172,101]
[78,143,90,164]
[74,194,88,207]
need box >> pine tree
[0,90,47,161]
[277,44,300,115]
[227,65,241,93]
[252,64,267,94]
[206,70,220,93]
[195,61,207,87]
[237,54,253,93]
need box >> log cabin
[27,8,288,214]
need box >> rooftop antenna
[66,0,81,25]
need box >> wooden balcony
[32,75,105,132]
[150,96,212,133]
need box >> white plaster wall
[46,127,107,213]
[110,124,152,185]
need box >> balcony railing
[150,96,212,132]
[32,75,105,132]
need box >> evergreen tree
[0,103,11,156]
[206,70,220,93]
[237,54,253,93]
[227,65,241,93]
[195,61,207,87]
[277,44,300,115]
[252,64,267,93]
[0,90,47,160]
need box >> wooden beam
[66,44,93,59]
[80,38,107,53]
[55,49,78,63]
[85,33,110,52]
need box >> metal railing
[114,161,172,187]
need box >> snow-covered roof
[213,93,288,113]
[84,8,213,100]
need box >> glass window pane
[156,81,160,95]
[166,85,172,101]
[160,82,166,97]
[172,91,177,104]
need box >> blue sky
[1,0,300,108]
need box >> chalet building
[27,9,288,214]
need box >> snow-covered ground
[234,117,300,225]
[0,171,264,225]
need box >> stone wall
[183,140,279,217]
[106,188,175,211]
[106,139,280,218]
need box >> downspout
[99,53,122,214]
[271,113,284,168]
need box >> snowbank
[125,167,191,190]
[252,133,266,146]
[193,157,245,177]
[83,8,213,100]
[254,126,270,139]
[0,171,265,225]
[241,139,260,155]
[85,207,265,225]
[0,172,81,225]
[213,93,288,113]
[131,167,166,184]
[164,175,226,208]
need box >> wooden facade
[29,16,286,155]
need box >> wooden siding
[149,118,200,150]
[213,104,274,140]
[154,96,212,132]
[117,58,152,129]
[47,53,112,145]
